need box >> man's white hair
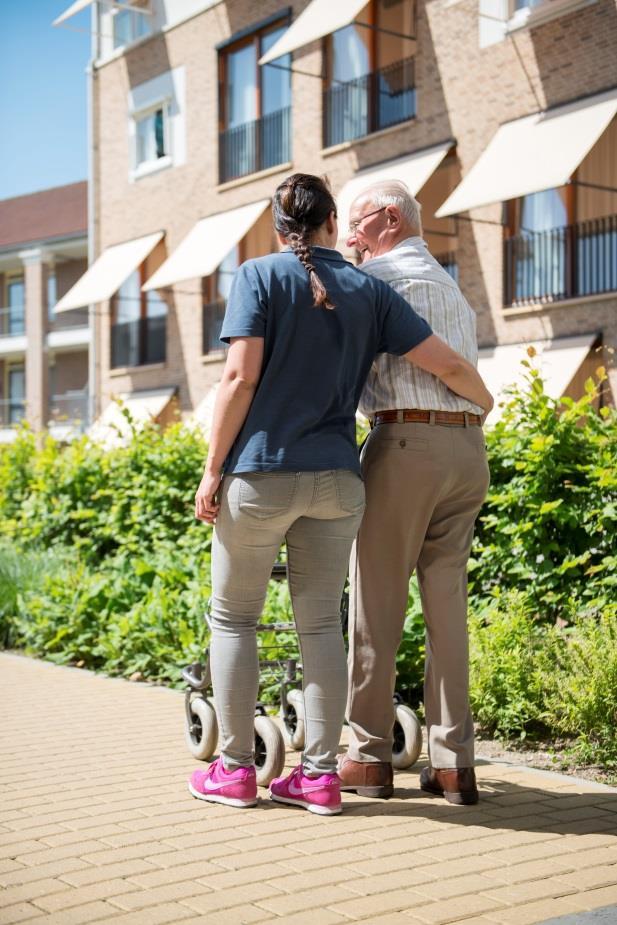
[354,180,422,234]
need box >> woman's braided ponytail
[273,174,336,310]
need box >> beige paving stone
[73,901,196,925]
[572,884,617,909]
[15,840,109,867]
[0,878,72,908]
[127,858,227,888]
[24,899,121,924]
[483,896,591,924]
[196,861,298,891]
[486,840,575,866]
[213,845,306,870]
[33,878,139,913]
[61,810,149,830]
[105,879,213,911]
[0,859,25,878]
[258,911,349,925]
[565,844,617,870]
[180,881,286,914]
[279,847,371,872]
[78,841,177,866]
[342,867,439,896]
[411,894,508,924]
[60,859,159,887]
[554,864,617,890]
[480,858,576,884]
[0,841,48,860]
[328,888,434,919]
[0,903,42,925]
[250,883,357,916]
[39,824,127,847]
[0,825,70,845]
[344,851,439,878]
[483,875,579,905]
[172,906,272,925]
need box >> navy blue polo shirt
[220,247,432,475]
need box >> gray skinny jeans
[209,469,365,776]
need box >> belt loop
[463,412,469,428]
[397,410,404,423]
[429,411,436,426]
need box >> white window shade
[436,88,617,217]
[336,143,454,238]
[259,0,370,65]
[143,200,271,290]
[55,231,164,313]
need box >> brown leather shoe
[338,755,394,799]
[419,766,479,805]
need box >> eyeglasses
[347,206,386,236]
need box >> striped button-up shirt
[358,237,483,417]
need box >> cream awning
[436,88,617,217]
[53,0,94,26]
[478,333,598,422]
[142,200,270,291]
[336,142,454,238]
[88,388,176,446]
[55,231,164,313]
[259,0,369,65]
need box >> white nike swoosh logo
[288,778,332,796]
[201,777,244,792]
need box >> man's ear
[385,206,401,228]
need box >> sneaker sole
[269,792,341,815]
[188,781,258,808]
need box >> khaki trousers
[347,420,490,769]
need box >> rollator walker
[182,561,423,786]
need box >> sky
[0,0,92,201]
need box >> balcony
[219,106,291,184]
[111,315,166,368]
[48,391,89,434]
[323,57,415,149]
[435,252,459,284]
[202,299,227,355]
[0,306,25,336]
[0,398,26,428]
[504,214,617,306]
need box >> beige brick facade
[91,0,617,415]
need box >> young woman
[190,173,492,815]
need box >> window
[112,2,151,49]
[219,17,292,182]
[129,68,185,180]
[134,105,169,172]
[111,268,167,368]
[47,272,57,321]
[480,0,597,46]
[202,246,239,355]
[2,277,25,336]
[324,0,415,147]
[8,365,25,425]
[504,119,617,305]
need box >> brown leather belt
[372,409,482,427]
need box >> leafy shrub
[471,358,616,619]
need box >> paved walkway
[1,652,616,925]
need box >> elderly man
[339,181,490,805]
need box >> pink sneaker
[188,758,257,808]
[269,765,341,815]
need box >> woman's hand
[195,468,222,524]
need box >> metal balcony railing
[435,252,459,284]
[111,315,166,368]
[504,214,617,306]
[48,391,89,432]
[0,306,25,336]
[324,56,415,148]
[202,299,227,355]
[219,106,291,183]
[0,398,26,427]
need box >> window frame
[131,100,172,179]
[218,14,291,135]
[110,264,168,369]
[111,1,153,51]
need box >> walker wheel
[185,696,218,761]
[254,715,286,787]
[281,688,305,751]
[392,704,423,769]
